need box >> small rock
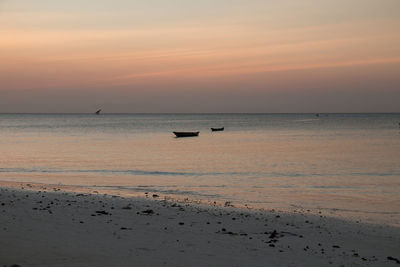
[141,209,154,215]
[387,256,400,264]
[269,230,278,239]
[95,210,109,215]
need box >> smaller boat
[211,127,224,132]
[95,109,102,115]
[173,131,199,138]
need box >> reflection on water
[0,113,399,225]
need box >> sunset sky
[1,0,399,113]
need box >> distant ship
[95,109,101,115]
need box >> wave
[0,167,253,177]
[91,185,221,198]
[1,167,399,178]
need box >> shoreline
[1,183,399,266]
[0,180,398,227]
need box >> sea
[0,113,399,225]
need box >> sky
[1,0,399,113]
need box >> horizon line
[0,112,399,115]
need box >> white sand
[0,182,399,267]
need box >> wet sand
[0,182,399,267]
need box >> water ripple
[0,168,399,178]
[0,167,254,177]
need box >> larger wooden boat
[173,131,199,137]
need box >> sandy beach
[1,182,399,267]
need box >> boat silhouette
[173,131,199,138]
[211,127,224,132]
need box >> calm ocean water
[1,113,399,225]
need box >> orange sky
[1,0,399,112]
